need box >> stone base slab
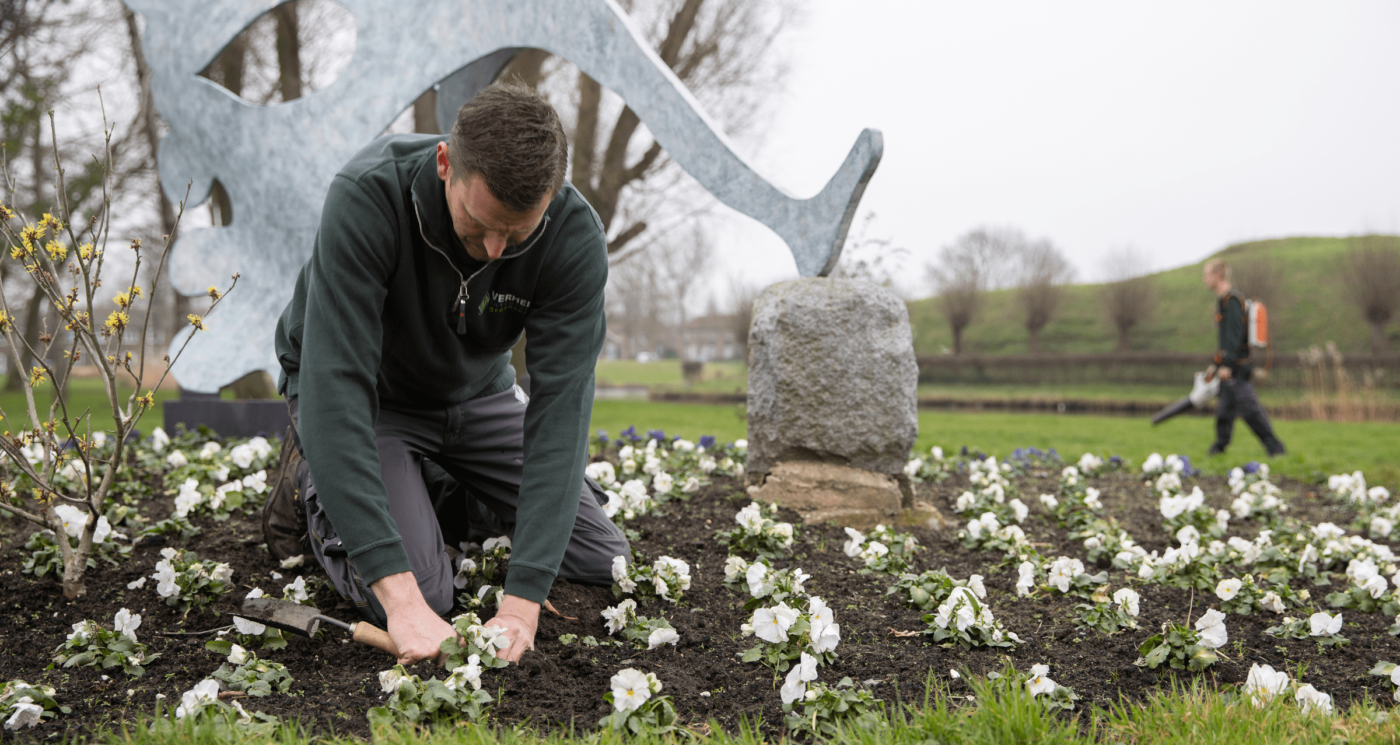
[746,461,949,532]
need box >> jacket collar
[409,146,552,267]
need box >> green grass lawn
[595,360,748,393]
[0,378,182,433]
[591,401,1399,487]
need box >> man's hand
[1218,367,1233,380]
[370,571,457,666]
[483,594,540,663]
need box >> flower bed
[0,434,1397,739]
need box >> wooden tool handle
[350,622,401,658]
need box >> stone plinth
[746,278,918,480]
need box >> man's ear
[436,142,451,182]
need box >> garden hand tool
[239,596,400,658]
[1151,369,1220,425]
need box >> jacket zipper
[411,200,551,335]
[413,201,490,335]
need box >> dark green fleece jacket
[1214,288,1252,378]
[274,134,607,604]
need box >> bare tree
[1016,238,1075,353]
[926,227,1023,355]
[726,275,759,363]
[655,225,710,359]
[509,0,796,257]
[1101,247,1155,352]
[605,249,666,360]
[1343,236,1400,354]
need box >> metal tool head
[239,596,325,638]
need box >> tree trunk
[413,89,439,134]
[951,324,964,355]
[1028,326,1041,353]
[123,8,183,345]
[273,4,302,102]
[1117,325,1132,352]
[61,557,87,599]
[1373,321,1388,354]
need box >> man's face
[436,143,550,262]
[1203,266,1223,294]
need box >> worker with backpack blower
[1202,259,1286,457]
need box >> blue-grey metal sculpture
[126,0,883,393]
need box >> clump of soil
[0,467,1395,740]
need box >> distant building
[682,314,741,362]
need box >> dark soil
[1,467,1396,740]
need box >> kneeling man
[274,84,628,665]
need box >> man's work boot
[1207,443,1227,456]
[262,428,309,561]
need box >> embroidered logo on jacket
[479,291,532,315]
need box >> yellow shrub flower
[207,286,222,300]
[104,310,129,332]
[0,312,13,332]
[44,240,66,261]
[78,243,94,260]
[28,366,45,387]
[187,314,207,332]
[137,391,155,409]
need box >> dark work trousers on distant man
[1214,375,1284,455]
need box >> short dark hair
[447,83,568,213]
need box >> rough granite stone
[746,278,918,479]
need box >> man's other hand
[370,571,458,666]
[1218,367,1233,380]
[484,594,540,663]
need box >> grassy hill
[906,235,1400,357]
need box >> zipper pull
[455,282,468,335]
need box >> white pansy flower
[1026,664,1056,697]
[1295,684,1332,715]
[230,444,255,469]
[282,575,307,602]
[242,470,268,494]
[1175,525,1200,547]
[1215,578,1243,602]
[652,471,673,495]
[113,608,141,642]
[736,503,764,531]
[175,679,220,719]
[1039,493,1058,510]
[1195,609,1228,649]
[1113,588,1140,617]
[842,527,865,557]
[1008,499,1028,523]
[1243,663,1290,707]
[601,599,636,635]
[1016,561,1036,597]
[967,575,987,600]
[1260,592,1285,614]
[752,603,798,644]
[378,668,408,694]
[227,644,248,665]
[723,556,749,582]
[126,577,146,590]
[611,556,636,593]
[150,426,170,452]
[780,652,818,704]
[647,626,679,649]
[166,450,188,468]
[1309,611,1342,637]
[610,668,654,712]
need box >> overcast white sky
[708,1,1400,298]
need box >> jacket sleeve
[295,173,410,586]
[504,231,609,604]
[1215,295,1247,366]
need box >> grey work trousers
[290,387,628,624]
[1214,378,1286,456]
